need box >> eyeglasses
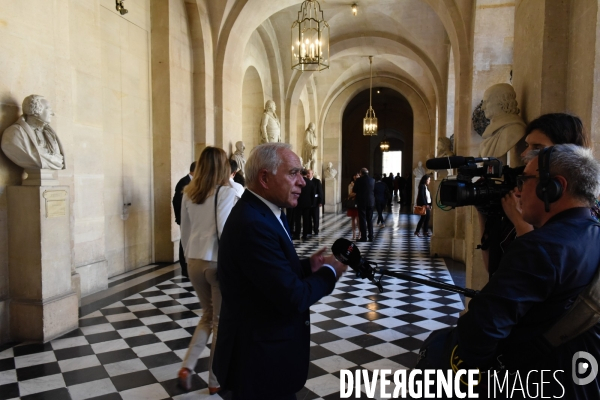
[516,175,539,191]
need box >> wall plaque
[43,190,67,218]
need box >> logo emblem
[572,351,598,385]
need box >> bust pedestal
[8,170,78,342]
[324,177,340,213]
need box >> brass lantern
[291,0,330,72]
[363,56,378,136]
[379,136,390,152]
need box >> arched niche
[242,66,264,156]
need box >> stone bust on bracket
[260,100,281,143]
[323,162,337,180]
[478,83,525,167]
[231,141,246,176]
[1,95,65,170]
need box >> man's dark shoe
[302,236,308,240]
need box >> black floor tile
[306,362,328,379]
[309,345,336,361]
[54,345,95,361]
[100,307,131,316]
[110,370,157,392]
[395,314,427,323]
[339,349,381,366]
[0,382,19,400]
[139,351,182,369]
[319,310,350,319]
[20,387,72,400]
[132,309,164,319]
[13,343,53,357]
[16,362,61,381]
[123,334,161,348]
[96,348,138,365]
[111,319,144,330]
[88,393,122,400]
[166,311,198,321]
[153,300,181,308]
[389,351,420,368]
[310,331,342,345]
[0,357,15,372]
[85,331,122,345]
[391,337,424,351]
[351,322,386,334]
[346,334,385,348]
[121,299,149,306]
[146,321,182,333]
[63,365,109,386]
[163,337,191,351]
[313,319,346,331]
[160,376,206,397]
[392,324,429,336]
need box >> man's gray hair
[245,142,292,185]
[22,95,45,117]
[527,144,600,207]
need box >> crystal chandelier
[379,136,390,152]
[291,0,330,72]
[363,56,378,136]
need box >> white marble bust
[413,161,427,179]
[260,100,281,143]
[323,162,337,180]
[478,83,525,166]
[231,141,246,175]
[1,95,65,170]
[302,122,317,170]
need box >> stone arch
[241,66,264,156]
[320,76,434,207]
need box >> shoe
[368,238,373,242]
[425,232,432,237]
[209,387,221,395]
[301,236,308,240]
[178,368,192,391]
[381,224,385,228]
[414,232,421,237]
[314,231,319,235]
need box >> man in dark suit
[172,161,195,278]
[213,143,346,400]
[294,169,314,240]
[306,169,323,235]
[353,167,375,242]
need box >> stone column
[8,170,78,342]
[324,177,339,213]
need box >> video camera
[425,156,524,214]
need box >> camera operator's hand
[501,188,533,237]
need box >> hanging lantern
[363,56,378,136]
[379,136,390,152]
[291,0,330,72]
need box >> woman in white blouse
[178,147,237,394]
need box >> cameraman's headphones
[536,146,563,212]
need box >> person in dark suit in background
[213,142,347,400]
[172,161,195,278]
[294,169,314,240]
[374,173,390,228]
[306,169,323,235]
[353,167,375,242]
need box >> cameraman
[458,144,600,398]
[481,113,593,273]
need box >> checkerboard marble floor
[0,205,465,400]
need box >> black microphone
[426,156,494,170]
[331,238,379,285]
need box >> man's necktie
[280,210,291,237]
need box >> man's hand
[309,248,348,280]
[309,247,327,273]
[501,188,534,236]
